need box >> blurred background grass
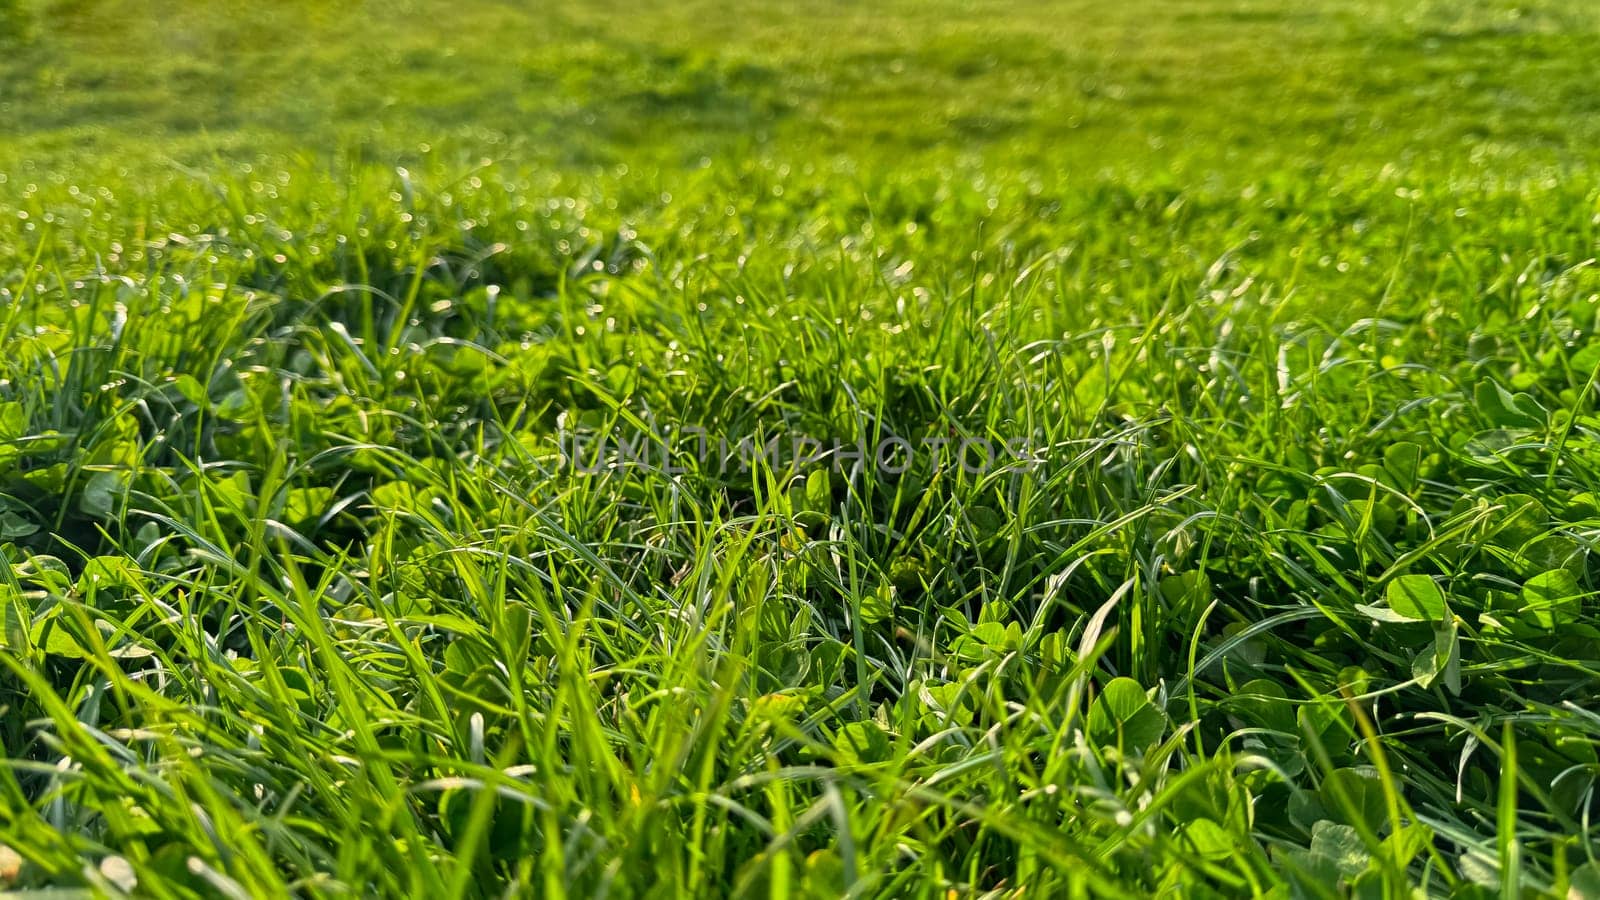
[3,0,1599,178]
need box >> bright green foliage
[3,0,1600,897]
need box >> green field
[4,0,1600,896]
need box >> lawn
[4,0,1600,896]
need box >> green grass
[4,0,1600,896]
